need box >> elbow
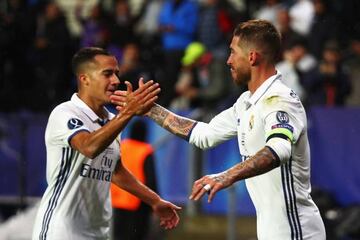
[82,146,101,159]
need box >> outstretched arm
[110,80,237,146]
[111,83,196,140]
[190,146,280,203]
[145,104,196,140]
[112,159,181,229]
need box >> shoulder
[260,81,305,115]
[49,101,73,119]
[265,80,301,102]
[47,101,85,128]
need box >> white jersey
[32,94,120,240]
[189,73,326,240]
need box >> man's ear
[78,73,90,86]
[248,51,260,66]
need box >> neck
[248,64,277,94]
[77,92,106,119]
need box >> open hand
[110,77,161,115]
[189,173,231,203]
[152,199,182,230]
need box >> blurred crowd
[0,0,360,113]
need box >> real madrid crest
[249,114,254,130]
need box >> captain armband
[265,124,293,163]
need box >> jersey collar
[247,71,282,107]
[71,93,112,123]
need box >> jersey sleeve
[46,106,90,147]
[189,106,238,149]
[260,93,306,163]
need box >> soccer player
[111,20,326,239]
[32,47,181,240]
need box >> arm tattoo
[221,147,280,185]
[148,104,169,126]
[148,104,196,140]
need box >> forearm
[112,164,160,207]
[146,103,196,140]
[218,147,280,185]
[73,112,133,158]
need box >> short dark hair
[233,19,281,63]
[71,47,112,75]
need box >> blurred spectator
[276,6,302,58]
[134,0,164,68]
[173,42,233,114]
[77,3,110,48]
[108,0,145,49]
[344,36,360,106]
[135,0,163,38]
[253,0,282,28]
[157,0,198,107]
[197,0,232,60]
[276,37,317,102]
[117,43,154,89]
[307,0,339,60]
[111,119,158,240]
[289,0,314,36]
[30,1,72,111]
[56,0,104,39]
[303,40,351,106]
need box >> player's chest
[237,107,265,154]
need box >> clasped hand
[110,77,160,115]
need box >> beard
[232,67,250,86]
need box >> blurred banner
[0,108,359,215]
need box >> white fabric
[32,94,120,240]
[189,73,326,240]
[266,138,291,164]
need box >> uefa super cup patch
[276,111,289,123]
[67,118,84,129]
[271,123,294,132]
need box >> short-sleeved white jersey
[32,94,120,240]
[190,73,326,240]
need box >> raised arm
[71,80,160,159]
[145,103,196,140]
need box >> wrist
[148,194,162,209]
[217,171,235,187]
[115,111,133,122]
[144,103,158,118]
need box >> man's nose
[226,57,231,66]
[112,74,120,84]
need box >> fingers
[189,179,208,201]
[111,79,160,115]
[189,177,219,203]
[125,81,133,94]
[110,91,127,106]
[207,184,221,203]
[134,79,155,95]
[170,203,182,211]
[138,77,144,87]
[112,90,127,97]
[159,209,180,230]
